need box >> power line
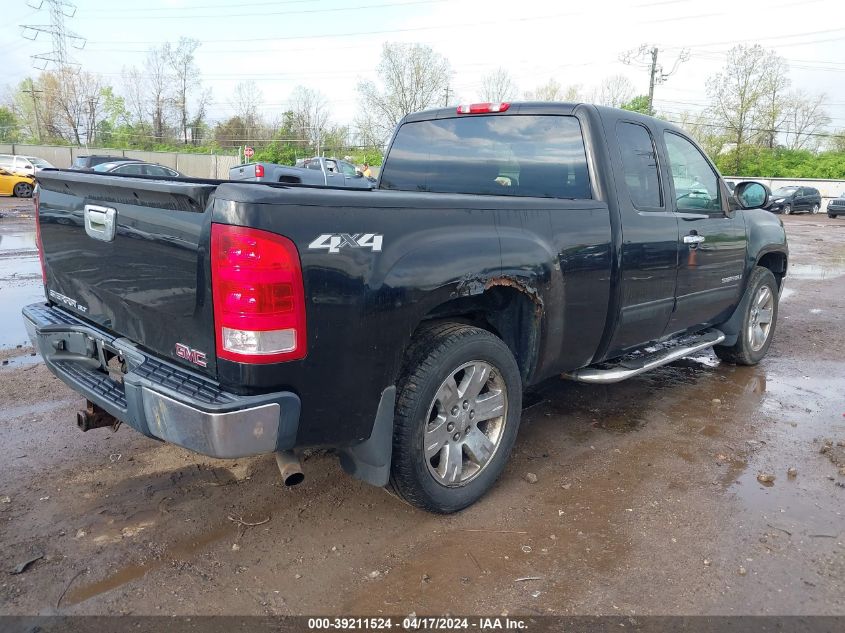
[81,0,448,20]
[20,0,86,70]
[79,8,582,45]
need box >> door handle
[683,234,705,245]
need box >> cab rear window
[380,115,591,199]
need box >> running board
[564,329,726,384]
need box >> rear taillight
[456,102,511,114]
[254,164,265,178]
[211,224,307,363]
[33,186,46,286]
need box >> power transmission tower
[621,45,689,115]
[22,78,44,143]
[21,0,86,70]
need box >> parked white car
[0,154,55,176]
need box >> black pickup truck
[24,102,787,513]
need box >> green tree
[0,107,20,142]
[621,95,651,114]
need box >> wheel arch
[756,250,787,289]
[410,283,543,385]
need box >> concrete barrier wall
[0,144,238,179]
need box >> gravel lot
[1,196,843,616]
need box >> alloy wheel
[423,361,508,487]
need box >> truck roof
[402,101,683,134]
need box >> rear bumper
[23,303,301,459]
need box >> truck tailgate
[36,171,220,378]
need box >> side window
[617,121,662,209]
[116,164,145,175]
[144,165,170,176]
[663,132,721,213]
[325,160,338,174]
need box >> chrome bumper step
[564,329,725,384]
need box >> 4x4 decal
[308,233,383,254]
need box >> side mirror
[734,181,771,210]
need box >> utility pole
[443,85,452,107]
[22,78,43,143]
[647,47,658,116]
[621,44,689,115]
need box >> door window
[664,132,721,213]
[617,121,663,209]
[114,164,145,175]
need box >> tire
[782,204,791,215]
[812,203,820,214]
[389,323,522,513]
[829,213,836,219]
[714,266,779,366]
[13,182,33,198]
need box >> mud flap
[718,279,755,347]
[338,386,396,487]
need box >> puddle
[787,263,845,280]
[0,351,40,368]
[65,522,236,605]
[0,254,44,349]
[0,231,37,253]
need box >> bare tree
[38,68,104,145]
[231,80,263,140]
[594,74,635,108]
[676,110,728,158]
[144,46,172,141]
[524,79,581,101]
[289,86,330,153]
[479,68,517,102]
[165,37,201,144]
[121,66,147,126]
[756,55,791,148]
[356,42,451,146]
[784,91,830,151]
[706,45,783,174]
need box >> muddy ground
[1,196,843,616]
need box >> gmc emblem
[175,343,207,367]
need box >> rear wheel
[715,267,779,366]
[13,182,33,198]
[829,213,836,219]
[812,203,820,214]
[389,323,522,513]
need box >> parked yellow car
[0,167,35,198]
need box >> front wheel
[389,323,522,513]
[13,182,33,198]
[812,203,820,214]
[782,204,792,215]
[715,267,779,366]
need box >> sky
[2,0,845,136]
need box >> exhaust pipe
[275,451,305,486]
[77,401,119,432]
